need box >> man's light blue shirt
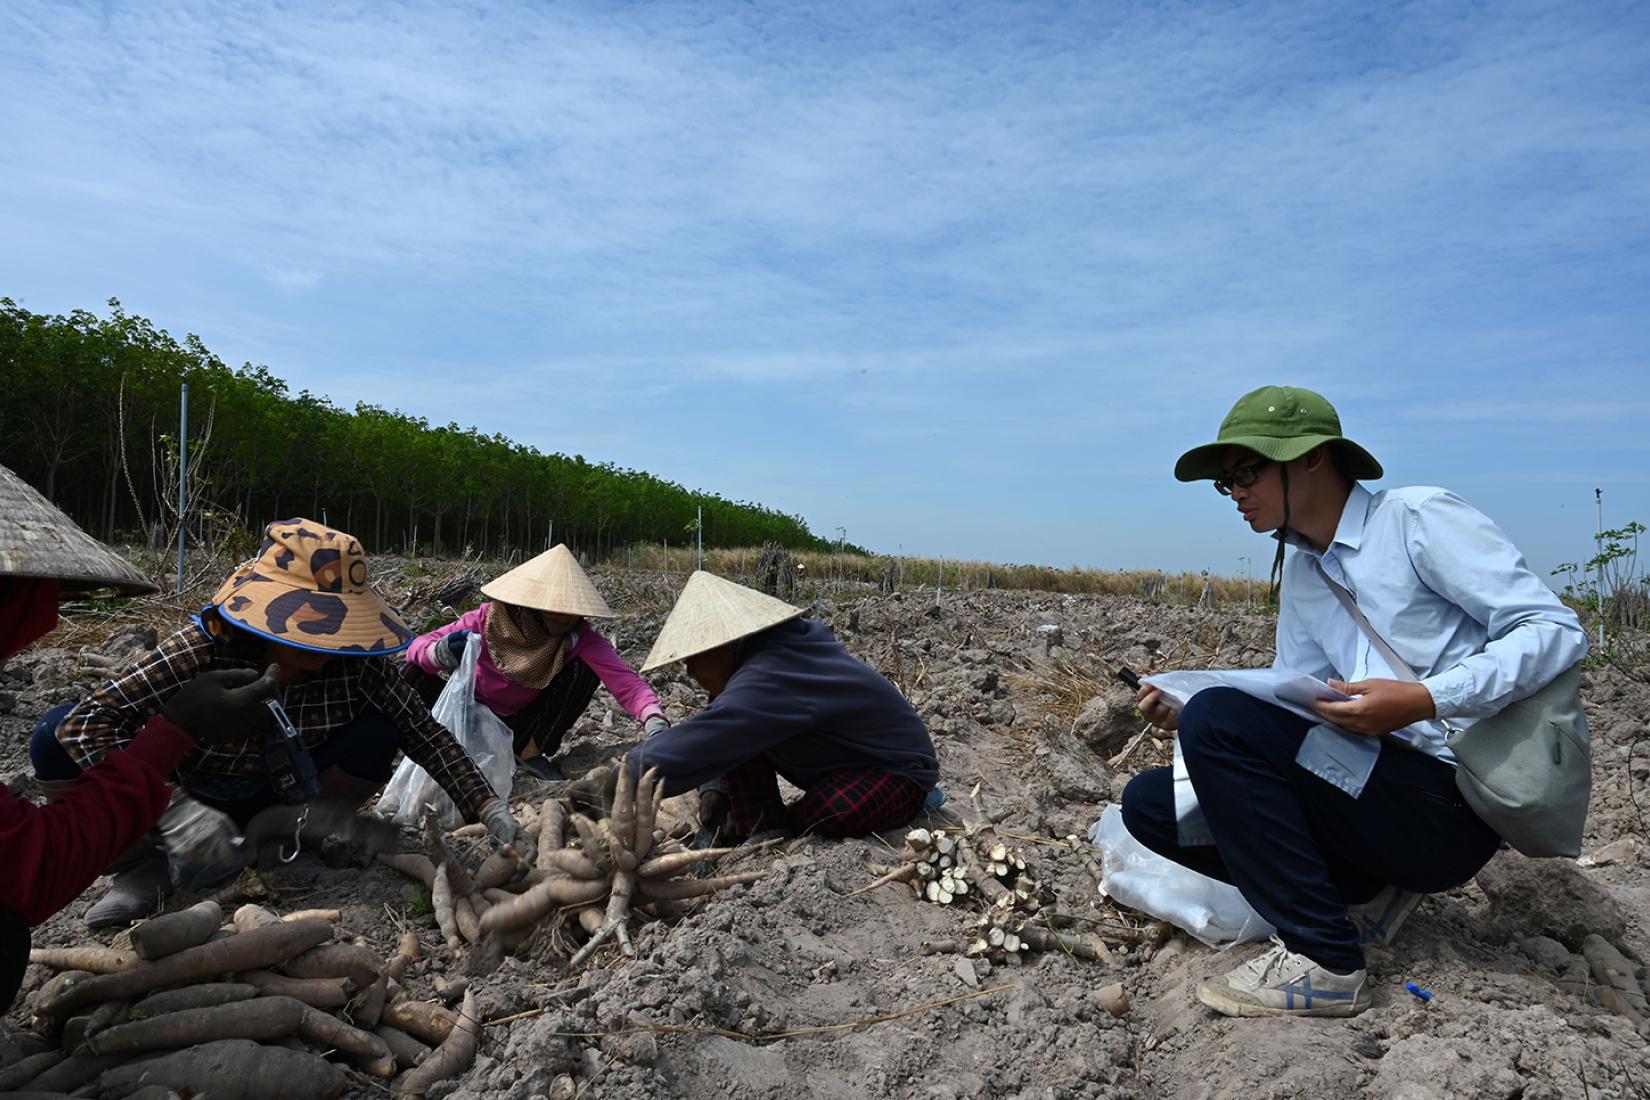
[1279,483,1588,798]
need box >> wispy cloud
[1,0,1646,573]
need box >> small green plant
[405,890,434,919]
[1554,520,1648,639]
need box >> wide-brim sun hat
[480,544,613,618]
[0,464,158,595]
[1173,385,1383,483]
[641,571,806,672]
[210,518,412,654]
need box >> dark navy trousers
[1120,687,1501,972]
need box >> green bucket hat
[1173,386,1383,483]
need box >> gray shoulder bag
[1314,564,1591,858]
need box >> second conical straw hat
[480,544,613,618]
[642,570,806,671]
[0,464,157,595]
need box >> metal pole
[1596,488,1606,650]
[696,505,703,571]
[176,382,188,595]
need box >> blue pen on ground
[1405,981,1433,1003]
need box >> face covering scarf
[483,601,572,690]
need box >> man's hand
[162,664,282,746]
[1312,678,1437,736]
[481,800,538,864]
[643,715,670,738]
[1136,685,1179,732]
[158,797,244,889]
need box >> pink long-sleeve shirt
[406,604,663,723]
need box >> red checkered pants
[724,756,926,838]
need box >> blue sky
[3,1,1647,582]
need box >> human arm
[570,629,665,723]
[0,718,196,926]
[405,607,488,675]
[364,658,497,823]
[624,667,810,796]
[1405,491,1589,719]
[52,627,217,770]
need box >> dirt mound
[4,577,1647,1098]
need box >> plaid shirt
[54,622,497,822]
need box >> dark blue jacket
[630,617,938,796]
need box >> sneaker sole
[1196,978,1370,1019]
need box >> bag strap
[1312,561,1421,685]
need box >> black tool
[262,697,320,806]
[1114,666,1142,691]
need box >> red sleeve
[0,717,196,926]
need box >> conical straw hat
[0,464,157,595]
[642,570,805,671]
[481,544,613,618]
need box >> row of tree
[0,298,839,559]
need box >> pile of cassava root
[378,766,769,968]
[11,902,477,1099]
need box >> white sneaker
[1349,885,1423,947]
[1196,937,1372,1018]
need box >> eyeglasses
[1213,459,1271,496]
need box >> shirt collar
[1282,482,1374,555]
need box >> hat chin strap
[1268,462,1291,605]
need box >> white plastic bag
[378,635,514,828]
[1087,804,1274,948]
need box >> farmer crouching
[30,518,536,929]
[1,464,283,1007]
[626,571,938,842]
[403,544,668,782]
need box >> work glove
[161,664,282,746]
[158,797,245,890]
[565,764,619,818]
[691,784,731,851]
[433,631,472,673]
[481,800,538,864]
[643,715,670,738]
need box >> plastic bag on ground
[377,634,514,828]
[1087,804,1274,949]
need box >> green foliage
[0,298,835,558]
[1554,520,1648,636]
